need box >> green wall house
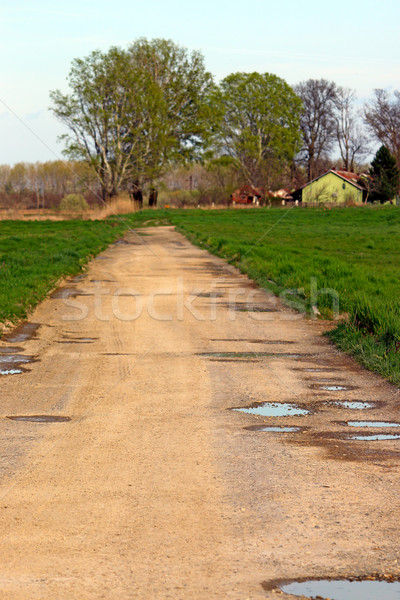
[301,170,365,205]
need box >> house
[301,170,366,205]
[231,185,264,205]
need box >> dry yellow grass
[0,195,138,221]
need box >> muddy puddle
[211,338,295,345]
[296,367,338,373]
[311,384,353,392]
[220,303,277,312]
[276,578,400,599]
[7,415,71,423]
[0,353,36,375]
[90,279,116,283]
[2,323,40,344]
[71,274,87,283]
[199,352,310,360]
[192,292,225,298]
[350,434,400,441]
[51,288,92,299]
[334,401,374,410]
[0,346,23,354]
[0,369,24,375]
[245,425,301,433]
[233,402,309,417]
[345,421,400,428]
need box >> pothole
[276,578,400,599]
[0,369,24,375]
[198,352,310,359]
[0,355,32,366]
[0,346,23,354]
[192,292,225,298]
[51,288,91,299]
[232,402,309,417]
[334,401,374,410]
[311,384,352,391]
[57,337,98,344]
[0,354,36,374]
[90,279,116,283]
[296,367,336,372]
[350,434,400,441]
[345,421,400,428]
[71,274,87,282]
[3,323,40,343]
[245,425,302,433]
[225,304,277,312]
[7,415,71,423]
[211,339,295,344]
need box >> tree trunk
[131,180,143,210]
[149,187,158,208]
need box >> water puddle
[7,415,71,423]
[211,339,295,345]
[245,425,301,433]
[90,279,116,283]
[3,323,40,344]
[192,292,225,298]
[71,274,87,282]
[57,337,97,344]
[278,578,400,599]
[233,402,309,417]
[229,304,276,313]
[312,384,351,392]
[334,401,374,410]
[199,352,309,359]
[0,354,35,374]
[350,434,400,441]
[51,288,91,299]
[298,368,334,372]
[347,421,400,428]
[0,346,24,354]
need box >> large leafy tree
[125,38,216,205]
[369,145,400,203]
[50,47,144,201]
[216,72,302,188]
[295,78,337,180]
[50,39,215,203]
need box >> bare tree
[364,89,400,167]
[335,87,369,172]
[295,79,337,180]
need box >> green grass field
[0,219,127,325]
[131,206,400,385]
[1,207,400,385]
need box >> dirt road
[0,226,399,599]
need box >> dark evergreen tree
[369,145,400,203]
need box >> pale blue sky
[1,0,399,164]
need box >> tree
[364,89,400,167]
[50,39,215,204]
[125,38,216,205]
[216,72,302,188]
[334,87,369,172]
[50,47,146,201]
[295,78,337,180]
[369,145,400,203]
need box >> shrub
[60,194,89,212]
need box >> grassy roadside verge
[129,207,400,386]
[0,218,128,328]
